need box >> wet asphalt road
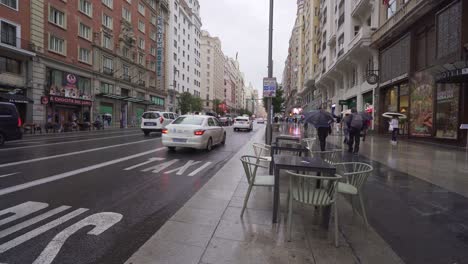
[0,125,261,264]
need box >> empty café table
[269,142,309,174]
[275,135,301,144]
[272,155,336,223]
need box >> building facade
[200,30,223,111]
[167,0,202,113]
[372,0,468,146]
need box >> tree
[178,92,193,114]
[212,99,222,115]
[239,108,252,117]
[191,97,203,112]
[263,88,284,114]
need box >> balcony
[138,80,146,86]
[0,35,36,57]
[122,74,131,82]
[349,27,372,50]
[103,67,114,76]
[372,0,443,47]
[351,0,372,18]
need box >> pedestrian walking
[346,108,364,153]
[390,116,399,145]
[342,112,351,144]
[304,108,334,151]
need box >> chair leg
[351,195,357,215]
[358,193,369,228]
[240,184,254,217]
[287,192,293,242]
[334,201,339,248]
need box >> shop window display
[435,83,459,139]
[410,72,434,137]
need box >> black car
[0,102,22,145]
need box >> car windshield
[142,113,159,119]
[172,116,204,125]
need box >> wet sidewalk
[125,127,403,264]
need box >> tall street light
[266,0,274,145]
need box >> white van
[141,111,178,136]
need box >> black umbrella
[304,110,334,128]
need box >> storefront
[44,68,93,129]
[0,88,33,122]
[380,82,410,134]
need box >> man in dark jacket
[346,108,364,153]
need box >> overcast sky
[198,0,297,97]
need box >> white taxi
[233,116,253,132]
[162,115,226,151]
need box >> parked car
[0,102,23,145]
[257,118,265,124]
[141,111,177,136]
[162,115,226,151]
[233,116,253,132]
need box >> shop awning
[0,93,33,104]
[430,60,468,83]
[97,93,155,105]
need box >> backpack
[350,114,363,130]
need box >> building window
[151,15,156,25]
[0,56,21,74]
[102,34,112,49]
[100,82,114,94]
[49,35,65,54]
[78,0,92,17]
[122,46,129,58]
[138,53,144,65]
[138,38,145,49]
[0,0,17,10]
[0,21,17,47]
[138,20,145,33]
[123,64,130,80]
[150,46,156,56]
[49,7,66,28]
[78,47,91,64]
[78,23,91,41]
[122,7,131,22]
[102,0,113,9]
[102,14,113,29]
[386,0,397,19]
[102,56,113,73]
[138,2,145,16]
[150,31,156,40]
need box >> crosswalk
[0,201,122,264]
[124,158,213,177]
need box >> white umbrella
[382,112,407,119]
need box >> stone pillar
[30,0,46,125]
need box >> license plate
[173,138,187,143]
[239,122,245,124]
[144,122,156,126]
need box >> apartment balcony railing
[138,80,146,86]
[349,27,372,49]
[0,34,36,56]
[122,74,131,82]
[351,0,371,18]
[103,67,114,76]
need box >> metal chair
[335,162,373,227]
[252,143,272,163]
[302,137,317,151]
[239,155,275,217]
[286,171,342,247]
[309,149,343,166]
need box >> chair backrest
[309,150,343,165]
[302,138,316,150]
[240,155,267,185]
[286,171,342,206]
[335,162,373,190]
[252,143,271,158]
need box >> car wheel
[168,147,176,151]
[0,133,5,146]
[221,133,226,145]
[234,128,237,132]
[206,138,213,152]
[144,131,150,136]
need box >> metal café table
[275,134,301,144]
[269,142,309,175]
[272,155,337,223]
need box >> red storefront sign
[49,95,93,106]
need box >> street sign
[460,124,468,129]
[263,77,277,97]
[366,73,379,85]
[339,100,348,106]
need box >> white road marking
[124,158,166,171]
[142,159,179,173]
[11,129,141,144]
[0,202,49,227]
[0,133,142,151]
[0,172,20,178]
[188,162,213,176]
[0,139,159,168]
[165,160,202,175]
[0,208,88,253]
[0,148,165,197]
[0,206,71,239]
[32,212,122,264]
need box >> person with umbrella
[304,107,334,151]
[382,112,406,145]
[346,108,364,153]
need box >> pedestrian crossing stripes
[124,158,213,177]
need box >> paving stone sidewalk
[126,127,403,264]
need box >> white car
[257,118,265,124]
[233,116,253,132]
[162,115,226,151]
[141,111,177,136]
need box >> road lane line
[188,162,212,176]
[0,208,88,254]
[12,129,141,144]
[124,158,165,170]
[0,202,49,227]
[0,133,143,151]
[0,172,20,178]
[0,206,71,239]
[0,139,159,168]
[0,148,165,196]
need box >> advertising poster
[410,72,434,137]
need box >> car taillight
[194,130,205,136]
[160,117,164,123]
[17,117,22,127]
[162,129,168,134]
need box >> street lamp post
[266,0,274,145]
